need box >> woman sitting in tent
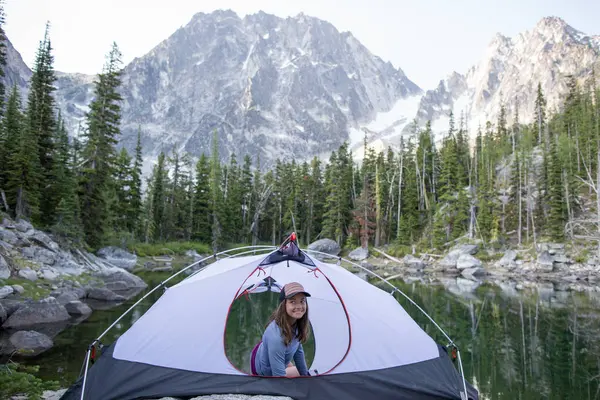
[250,282,311,377]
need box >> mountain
[3,14,599,170]
[3,37,32,98]
[52,10,421,171]
[415,16,600,140]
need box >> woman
[250,282,311,377]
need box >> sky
[3,0,599,90]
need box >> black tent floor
[59,344,478,400]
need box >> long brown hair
[268,299,311,346]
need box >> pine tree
[78,42,124,248]
[113,147,132,234]
[129,127,143,236]
[192,153,211,243]
[51,116,83,243]
[209,130,224,251]
[4,86,42,222]
[26,23,58,226]
[546,128,567,240]
[150,151,168,241]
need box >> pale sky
[4,0,599,90]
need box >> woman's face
[285,293,307,320]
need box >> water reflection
[387,280,600,400]
[21,273,600,399]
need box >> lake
[22,270,600,400]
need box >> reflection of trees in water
[389,280,600,400]
[225,291,315,373]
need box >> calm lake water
[21,269,600,400]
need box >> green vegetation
[0,362,60,400]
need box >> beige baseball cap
[279,282,311,302]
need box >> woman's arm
[293,344,310,376]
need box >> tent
[61,239,479,400]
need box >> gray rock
[553,253,570,264]
[0,298,23,316]
[104,280,131,291]
[456,254,482,270]
[65,300,92,316]
[497,250,517,267]
[18,267,38,281]
[11,284,24,293]
[2,298,70,329]
[9,330,54,357]
[87,287,126,302]
[0,254,10,279]
[40,267,59,280]
[359,260,374,270]
[452,244,479,255]
[461,267,486,280]
[348,246,369,261]
[30,231,60,251]
[0,228,19,245]
[14,219,33,233]
[537,251,554,271]
[0,285,14,299]
[100,269,148,290]
[55,290,83,305]
[403,255,425,269]
[307,239,341,258]
[97,246,138,271]
[0,303,6,323]
[42,389,68,400]
[439,250,462,269]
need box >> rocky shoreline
[0,216,149,359]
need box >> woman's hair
[268,299,311,346]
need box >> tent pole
[79,347,92,400]
[78,245,277,399]
[304,249,469,398]
[456,349,469,400]
[303,249,456,345]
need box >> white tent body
[113,253,440,376]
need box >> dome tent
[61,238,479,400]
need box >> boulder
[65,300,92,316]
[40,267,60,280]
[348,247,369,261]
[403,255,426,270]
[0,303,6,324]
[2,297,70,329]
[97,246,138,271]
[11,284,24,294]
[0,254,10,279]
[14,219,33,233]
[456,254,482,270]
[461,267,486,281]
[9,330,54,357]
[537,251,554,271]
[307,239,340,258]
[439,250,462,269]
[451,244,479,255]
[18,267,38,281]
[0,285,14,299]
[30,231,60,251]
[100,269,148,290]
[0,228,19,245]
[497,250,517,267]
[87,287,126,302]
